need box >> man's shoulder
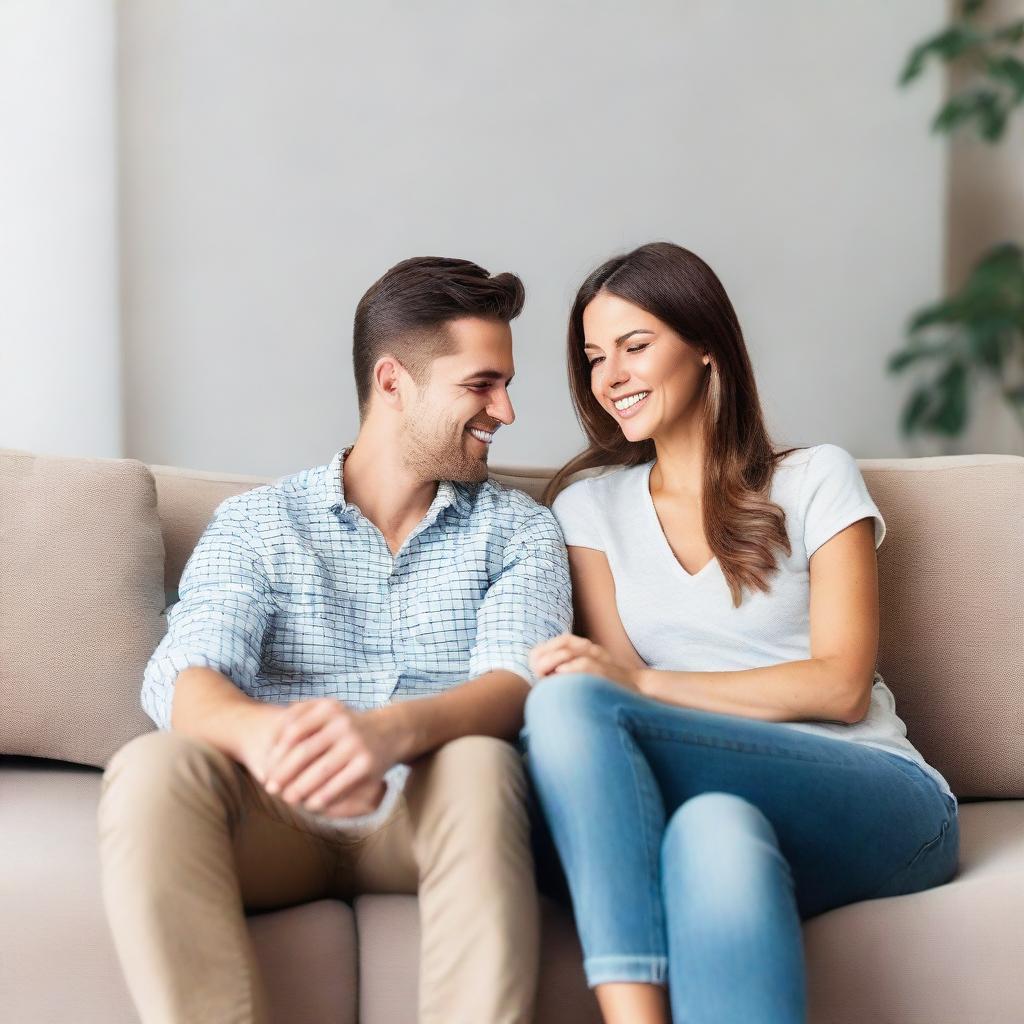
[459,478,560,535]
[212,461,328,526]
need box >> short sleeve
[468,507,573,684]
[140,497,274,730]
[550,479,605,551]
[801,444,886,559]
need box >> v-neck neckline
[642,462,717,582]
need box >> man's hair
[352,257,525,418]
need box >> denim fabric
[523,674,958,1024]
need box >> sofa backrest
[150,455,1024,801]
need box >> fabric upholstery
[0,449,166,768]
[0,757,358,1024]
[862,456,1024,798]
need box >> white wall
[0,0,121,458]
[119,1,947,477]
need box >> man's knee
[99,730,238,830]
[406,736,531,854]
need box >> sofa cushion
[862,456,1024,799]
[0,449,166,767]
[0,758,359,1024]
[804,800,1024,1023]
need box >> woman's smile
[610,390,651,418]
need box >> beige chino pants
[97,730,539,1024]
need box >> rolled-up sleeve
[141,498,274,730]
[468,508,573,685]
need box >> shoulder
[551,462,646,515]
[773,444,862,494]
[210,460,328,537]
[463,478,563,541]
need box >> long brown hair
[544,242,796,608]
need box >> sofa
[1,445,1022,1023]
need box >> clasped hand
[246,698,397,819]
[529,633,643,692]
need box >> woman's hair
[544,241,796,608]
[353,256,525,419]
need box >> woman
[523,242,958,1024]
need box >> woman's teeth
[613,391,650,414]
[467,427,494,444]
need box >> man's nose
[489,387,515,426]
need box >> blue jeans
[522,675,959,1024]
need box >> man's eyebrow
[461,369,515,384]
[583,329,654,352]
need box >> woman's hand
[530,633,644,692]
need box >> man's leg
[341,735,540,1024]
[97,730,340,1024]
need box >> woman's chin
[619,421,655,444]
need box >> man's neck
[342,428,439,550]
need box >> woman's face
[582,290,707,444]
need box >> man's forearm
[170,666,276,763]
[371,669,530,764]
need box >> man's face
[401,317,516,483]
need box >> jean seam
[615,707,667,960]
[863,813,954,900]
[625,718,869,769]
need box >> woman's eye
[588,357,605,368]
[627,344,649,354]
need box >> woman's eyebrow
[583,329,655,352]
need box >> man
[97,257,573,1024]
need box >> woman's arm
[566,545,647,670]
[535,519,879,725]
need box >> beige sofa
[2,446,1023,1023]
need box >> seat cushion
[0,759,358,1024]
[805,800,1024,1023]
[0,449,166,767]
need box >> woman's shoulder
[549,462,652,547]
[773,443,863,492]
[775,442,856,471]
[553,461,649,504]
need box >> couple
[98,243,958,1024]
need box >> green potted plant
[891,0,1024,442]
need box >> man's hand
[259,698,402,818]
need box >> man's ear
[372,355,414,412]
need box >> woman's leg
[661,793,803,1023]
[524,674,958,1024]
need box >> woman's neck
[650,419,705,498]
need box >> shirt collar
[320,447,473,523]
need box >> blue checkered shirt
[141,449,573,731]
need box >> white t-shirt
[551,443,954,801]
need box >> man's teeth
[467,427,494,444]
[614,391,650,411]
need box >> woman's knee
[524,674,621,738]
[662,793,786,889]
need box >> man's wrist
[366,701,419,765]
